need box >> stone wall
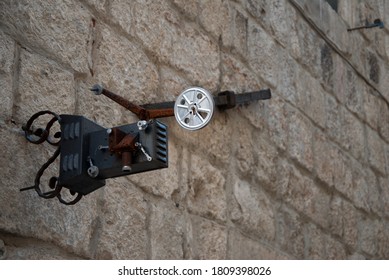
[0,0,388,259]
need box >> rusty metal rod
[90,84,149,119]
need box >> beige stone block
[358,217,380,256]
[186,154,226,222]
[363,90,381,131]
[0,30,15,120]
[252,134,278,187]
[325,94,344,145]
[366,127,387,176]
[329,197,358,249]
[14,50,76,123]
[0,0,92,72]
[94,25,159,105]
[170,111,234,164]
[93,179,148,259]
[221,53,262,94]
[149,199,185,259]
[287,108,314,171]
[264,95,288,151]
[230,179,275,241]
[248,21,286,88]
[324,235,347,260]
[378,99,389,143]
[0,234,84,260]
[228,229,290,260]
[188,215,227,259]
[171,0,198,21]
[110,0,132,34]
[342,109,366,161]
[305,224,326,259]
[278,165,330,229]
[160,66,191,102]
[133,0,220,91]
[84,0,107,14]
[199,0,231,40]
[294,17,322,79]
[379,176,389,219]
[276,206,305,259]
[350,164,380,215]
[314,130,339,187]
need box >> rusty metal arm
[90,84,174,120]
[90,84,271,120]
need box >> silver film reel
[174,87,215,131]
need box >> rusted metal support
[91,84,271,120]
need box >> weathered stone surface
[252,134,278,187]
[228,229,290,260]
[379,176,389,219]
[188,215,227,259]
[1,235,84,260]
[160,66,191,102]
[170,111,234,164]
[234,125,256,177]
[325,234,347,260]
[84,0,107,14]
[264,95,289,151]
[276,206,305,259]
[0,30,15,120]
[294,70,326,128]
[186,154,226,223]
[329,197,359,249]
[109,0,133,35]
[294,17,322,79]
[248,21,286,87]
[232,119,278,183]
[314,130,344,187]
[133,0,220,90]
[305,224,326,259]
[0,0,92,72]
[325,94,344,145]
[221,53,262,94]
[350,164,380,215]
[198,0,230,40]
[93,179,148,259]
[94,24,159,104]
[14,50,76,123]
[230,179,275,241]
[287,108,314,171]
[378,99,389,143]
[278,164,331,228]
[171,0,198,21]
[344,68,365,120]
[358,216,380,256]
[305,222,347,259]
[377,221,389,259]
[234,121,278,183]
[149,199,185,259]
[366,127,387,176]
[1,0,388,261]
[342,110,366,161]
[363,90,381,131]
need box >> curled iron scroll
[21,110,83,205]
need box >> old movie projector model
[21,85,271,205]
